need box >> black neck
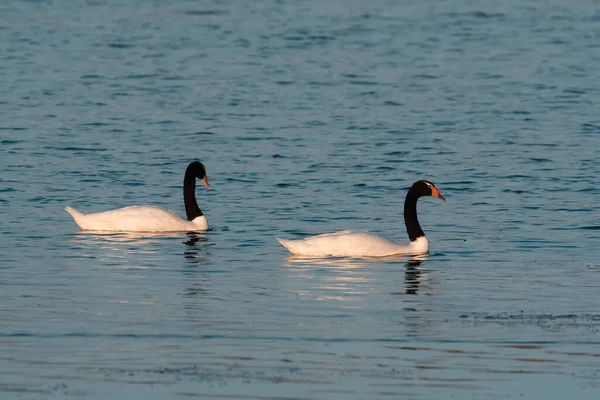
[404,188,424,242]
[183,170,203,221]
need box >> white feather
[276,232,428,257]
[64,205,208,232]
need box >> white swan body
[65,161,211,233]
[277,232,428,257]
[277,180,445,258]
[64,205,208,232]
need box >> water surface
[1,0,600,398]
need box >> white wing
[65,205,208,232]
[277,230,427,257]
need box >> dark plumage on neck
[183,162,206,221]
[404,188,424,242]
[403,180,441,242]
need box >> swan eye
[425,182,433,188]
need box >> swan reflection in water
[179,232,218,301]
[75,231,214,296]
[69,230,211,266]
[404,254,428,296]
[182,232,210,263]
[281,253,432,300]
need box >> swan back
[277,231,428,257]
[65,205,208,232]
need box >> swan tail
[276,238,297,254]
[64,206,83,218]
[65,206,86,229]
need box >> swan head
[188,161,211,189]
[411,180,445,201]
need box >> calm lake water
[2,0,600,398]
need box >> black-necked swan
[277,180,445,257]
[65,161,211,232]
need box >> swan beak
[432,187,445,201]
[201,176,211,190]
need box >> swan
[277,180,445,257]
[65,161,211,232]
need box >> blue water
[2,0,600,398]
